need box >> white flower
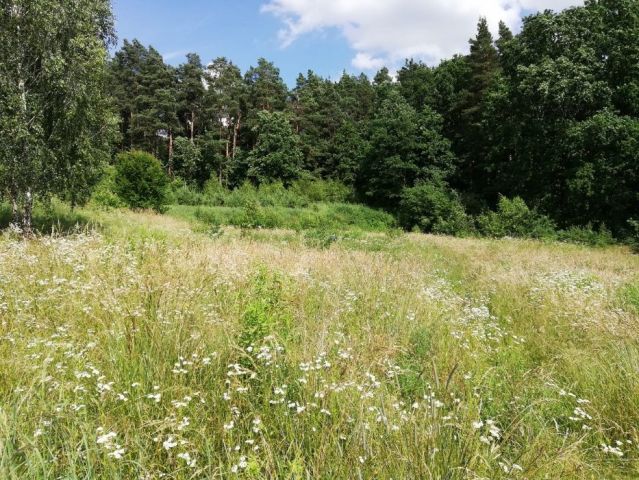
[602,444,624,457]
[177,417,190,431]
[177,452,197,468]
[108,447,125,459]
[97,432,117,445]
[146,393,161,403]
[163,436,178,450]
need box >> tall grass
[0,211,638,478]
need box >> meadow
[1,207,638,479]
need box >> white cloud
[262,0,583,70]
[352,52,386,70]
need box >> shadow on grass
[0,202,96,235]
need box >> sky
[112,0,582,85]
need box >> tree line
[1,0,638,240]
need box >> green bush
[557,224,615,247]
[291,179,353,203]
[90,166,126,209]
[202,179,229,206]
[114,151,169,212]
[398,182,473,235]
[167,178,205,206]
[255,182,308,208]
[179,179,355,209]
[173,203,395,233]
[629,219,639,253]
[478,196,556,239]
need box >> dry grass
[0,210,638,478]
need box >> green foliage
[239,269,290,350]
[114,151,169,212]
[399,181,473,236]
[397,328,434,400]
[563,112,639,232]
[290,179,353,203]
[557,225,615,247]
[95,0,639,243]
[0,199,93,234]
[0,0,115,231]
[478,197,557,239]
[109,40,179,156]
[167,178,205,206]
[629,219,639,253]
[90,166,127,209]
[221,182,307,209]
[172,137,202,183]
[620,281,639,313]
[358,90,456,208]
[246,111,304,185]
[197,180,352,210]
[172,203,396,233]
[303,228,339,249]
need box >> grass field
[1,208,638,479]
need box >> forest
[1,0,638,242]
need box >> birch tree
[0,0,115,233]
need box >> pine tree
[496,21,514,56]
[242,59,289,150]
[177,53,206,142]
[204,57,246,184]
[110,41,179,171]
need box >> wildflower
[146,393,161,403]
[602,444,624,457]
[177,417,190,431]
[163,436,178,451]
[97,431,117,445]
[108,447,125,459]
[177,452,197,468]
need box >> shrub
[224,182,260,208]
[557,224,615,247]
[114,151,169,212]
[90,166,126,209]
[629,219,639,253]
[478,196,556,239]
[291,179,353,203]
[398,182,473,236]
[167,178,205,206]
[202,179,229,206]
[255,182,308,208]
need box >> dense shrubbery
[90,166,127,209]
[398,182,473,236]
[629,220,639,253]
[170,179,354,209]
[88,170,632,248]
[114,151,169,212]
[557,225,615,247]
[478,197,557,239]
[170,203,396,233]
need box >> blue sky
[112,0,582,86]
[112,0,356,85]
